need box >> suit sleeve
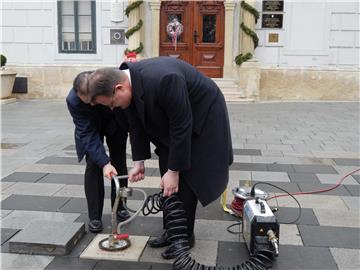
[66,97,110,168]
[159,73,192,172]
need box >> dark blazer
[66,88,128,167]
[122,57,233,206]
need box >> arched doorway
[159,1,225,78]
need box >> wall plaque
[110,29,125,45]
[263,1,284,12]
[262,14,283,28]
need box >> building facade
[1,0,359,100]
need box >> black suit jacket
[122,57,233,205]
[66,88,128,167]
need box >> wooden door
[159,1,225,78]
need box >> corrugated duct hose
[142,191,275,270]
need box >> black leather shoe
[88,219,103,233]
[161,234,195,260]
[117,209,130,222]
[148,231,170,248]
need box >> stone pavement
[1,100,359,270]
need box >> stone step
[9,221,85,256]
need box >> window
[57,1,96,53]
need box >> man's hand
[129,161,145,182]
[161,170,179,197]
[103,162,118,180]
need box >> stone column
[128,0,141,51]
[223,0,236,78]
[149,0,161,57]
[237,0,260,100]
[240,0,256,55]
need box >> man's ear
[114,83,124,92]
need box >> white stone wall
[1,0,129,66]
[253,0,359,69]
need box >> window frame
[57,0,97,54]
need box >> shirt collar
[123,68,132,86]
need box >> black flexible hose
[142,192,276,270]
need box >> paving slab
[345,184,360,196]
[93,260,170,270]
[1,182,16,192]
[293,164,337,174]
[140,239,217,266]
[229,170,251,181]
[53,184,85,198]
[2,182,65,196]
[267,194,348,210]
[288,172,321,184]
[1,194,70,212]
[18,164,85,174]
[274,207,319,225]
[278,224,303,246]
[1,172,48,183]
[63,232,96,258]
[38,173,84,185]
[298,225,360,249]
[230,162,268,171]
[333,165,360,176]
[1,210,80,229]
[80,234,149,262]
[59,198,88,214]
[233,149,261,156]
[297,182,351,196]
[9,221,85,255]
[43,257,96,270]
[1,228,19,245]
[352,175,360,184]
[333,158,360,166]
[1,253,54,270]
[194,219,241,242]
[196,198,238,221]
[313,209,360,228]
[216,242,251,268]
[330,248,360,270]
[239,180,300,194]
[266,164,295,173]
[37,156,85,165]
[0,209,13,218]
[272,245,338,269]
[317,173,358,185]
[251,171,290,182]
[341,196,360,210]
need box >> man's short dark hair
[73,71,93,95]
[87,68,126,102]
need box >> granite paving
[1,100,359,269]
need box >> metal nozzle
[267,229,279,256]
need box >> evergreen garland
[235,1,259,66]
[240,22,259,48]
[235,52,253,66]
[125,19,143,39]
[125,0,143,17]
[124,0,144,55]
[125,42,144,54]
[240,0,260,23]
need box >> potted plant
[0,54,17,99]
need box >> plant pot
[0,69,17,99]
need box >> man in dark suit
[66,71,130,233]
[86,57,233,259]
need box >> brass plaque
[262,14,283,28]
[268,33,279,43]
[263,1,284,12]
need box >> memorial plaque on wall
[262,14,283,28]
[263,1,284,12]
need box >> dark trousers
[84,129,128,220]
[157,148,198,237]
